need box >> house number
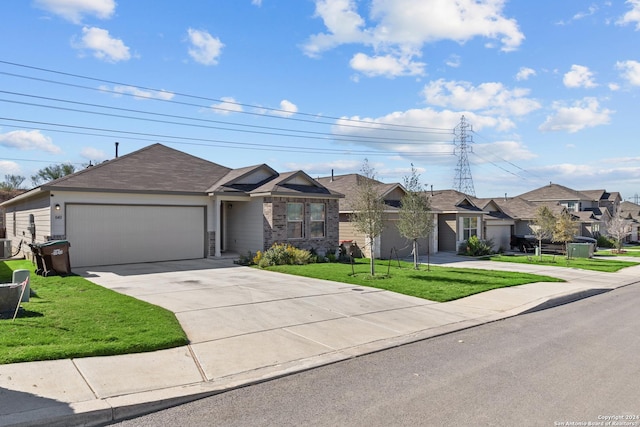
[55,215,63,220]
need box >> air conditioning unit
[0,240,12,258]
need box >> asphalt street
[109,282,640,427]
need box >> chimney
[430,185,433,196]
[115,142,119,158]
[331,169,334,182]
[504,193,507,201]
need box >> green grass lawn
[489,254,639,272]
[264,258,564,303]
[596,248,640,257]
[0,260,188,365]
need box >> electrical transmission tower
[453,115,476,196]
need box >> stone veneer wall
[263,197,339,256]
[208,231,215,257]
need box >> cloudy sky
[1,0,640,200]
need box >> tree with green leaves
[397,165,434,270]
[553,209,579,258]
[530,205,556,260]
[0,174,26,191]
[31,163,76,186]
[351,159,385,276]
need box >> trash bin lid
[41,240,69,246]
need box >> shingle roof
[620,201,640,219]
[44,144,232,194]
[428,189,483,213]
[517,183,593,201]
[317,173,401,210]
[252,171,342,197]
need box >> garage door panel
[67,205,205,267]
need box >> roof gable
[518,183,592,202]
[251,171,342,198]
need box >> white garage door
[67,204,206,267]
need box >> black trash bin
[39,240,72,276]
[28,243,46,276]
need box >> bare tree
[605,208,632,253]
[351,159,385,276]
[397,165,434,270]
[0,174,26,191]
[529,206,556,260]
[31,163,76,186]
[553,210,579,258]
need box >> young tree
[351,159,385,276]
[529,206,556,260]
[605,209,632,253]
[31,163,76,186]
[553,210,578,258]
[397,165,434,270]
[0,174,26,191]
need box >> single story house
[317,173,437,259]
[1,144,343,268]
[429,190,486,252]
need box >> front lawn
[0,260,188,365]
[263,258,564,303]
[489,254,639,272]
[595,248,640,257]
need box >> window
[287,203,304,239]
[310,203,325,238]
[463,217,478,240]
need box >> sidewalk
[1,254,639,427]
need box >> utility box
[568,243,593,258]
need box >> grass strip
[264,258,563,303]
[489,254,639,272]
[0,260,188,365]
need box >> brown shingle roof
[316,173,403,210]
[517,183,593,201]
[44,144,231,194]
[428,189,482,213]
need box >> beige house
[619,200,640,242]
[1,144,342,268]
[317,174,436,259]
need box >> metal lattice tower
[453,115,476,196]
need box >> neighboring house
[317,173,436,259]
[619,200,640,242]
[0,144,342,268]
[516,183,615,238]
[471,197,517,252]
[429,190,485,252]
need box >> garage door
[66,204,206,267]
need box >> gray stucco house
[1,144,343,268]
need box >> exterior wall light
[55,204,61,211]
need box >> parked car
[510,235,597,254]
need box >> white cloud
[616,59,640,85]
[0,160,21,175]
[80,147,108,162]
[617,0,640,29]
[100,85,175,100]
[539,97,613,133]
[563,64,597,88]
[252,0,263,5]
[0,130,61,153]
[34,0,116,24]
[73,26,131,62]
[422,79,541,117]
[303,0,524,78]
[275,99,298,117]
[187,28,224,66]
[445,54,461,68]
[349,52,425,77]
[210,97,243,115]
[474,140,537,162]
[608,82,621,91]
[515,67,536,81]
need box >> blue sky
[2,0,640,200]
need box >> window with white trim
[463,217,478,240]
[310,203,325,238]
[287,202,304,239]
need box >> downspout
[215,196,222,257]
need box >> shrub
[460,235,494,256]
[597,235,615,248]
[257,243,312,267]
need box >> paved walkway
[1,254,639,427]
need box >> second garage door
[66,204,206,267]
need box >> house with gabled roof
[619,200,640,242]
[317,173,437,259]
[429,189,485,252]
[1,144,343,268]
